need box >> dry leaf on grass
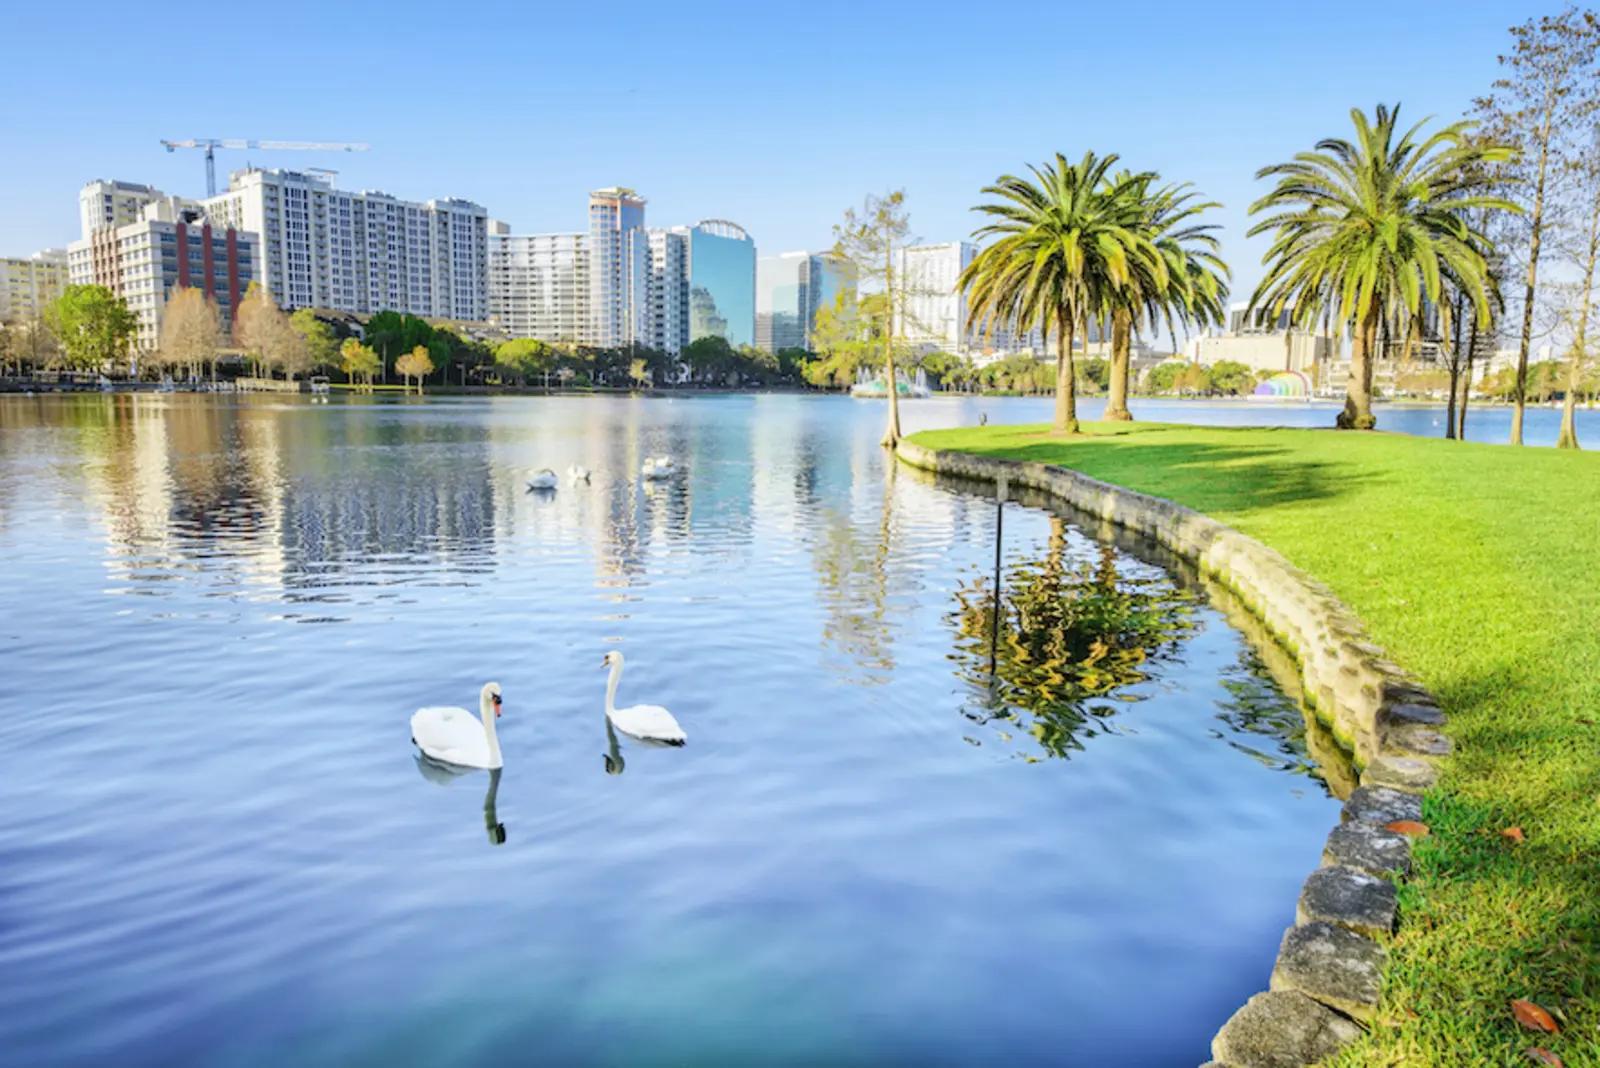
[1512,999,1560,1034]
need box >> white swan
[642,456,677,481]
[411,682,504,768]
[526,468,558,491]
[603,651,685,745]
[567,464,591,484]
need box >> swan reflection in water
[604,719,625,776]
[602,716,686,777]
[413,756,507,846]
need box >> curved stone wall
[896,439,1450,1068]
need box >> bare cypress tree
[1476,6,1600,445]
[833,191,913,447]
[1554,131,1600,448]
[158,287,221,381]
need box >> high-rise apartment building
[894,241,1038,357]
[486,189,745,365]
[756,250,850,352]
[201,168,489,320]
[685,220,755,348]
[645,228,689,356]
[587,187,648,348]
[78,180,163,239]
[486,221,590,344]
[67,196,258,354]
[0,249,70,324]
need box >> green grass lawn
[911,420,1599,1066]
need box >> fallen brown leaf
[1512,999,1560,1034]
[1503,826,1526,843]
[1386,819,1430,837]
[1525,1048,1564,1067]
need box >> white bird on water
[411,682,505,769]
[642,455,677,480]
[602,651,685,745]
[526,468,559,491]
[567,464,591,484]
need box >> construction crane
[160,139,370,196]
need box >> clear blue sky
[0,0,1548,299]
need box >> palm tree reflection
[952,519,1197,758]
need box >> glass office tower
[686,220,756,348]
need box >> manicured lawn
[911,421,1599,1065]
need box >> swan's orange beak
[492,693,503,718]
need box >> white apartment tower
[0,249,70,325]
[78,180,164,239]
[645,228,689,355]
[587,187,648,348]
[486,221,590,344]
[894,241,1038,357]
[202,168,489,320]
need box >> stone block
[1383,723,1452,758]
[1323,821,1411,877]
[1380,700,1444,728]
[1270,921,1385,1021]
[1296,865,1397,938]
[1211,989,1364,1068]
[1341,784,1422,827]
[1361,754,1440,792]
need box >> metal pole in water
[990,474,1007,678]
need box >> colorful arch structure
[1252,370,1312,399]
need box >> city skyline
[0,1,1546,303]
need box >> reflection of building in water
[72,398,502,603]
[272,417,499,581]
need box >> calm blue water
[0,394,1350,1067]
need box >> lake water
[0,393,1364,1066]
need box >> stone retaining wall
[895,439,1450,1068]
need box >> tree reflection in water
[951,518,1197,759]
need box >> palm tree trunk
[1338,305,1378,429]
[1106,308,1133,421]
[1054,311,1079,434]
[1460,315,1478,439]
[1446,290,1464,440]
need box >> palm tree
[961,153,1166,434]
[1248,104,1515,429]
[1106,178,1230,420]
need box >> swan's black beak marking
[492,693,503,717]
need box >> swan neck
[480,693,503,768]
[605,661,622,715]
